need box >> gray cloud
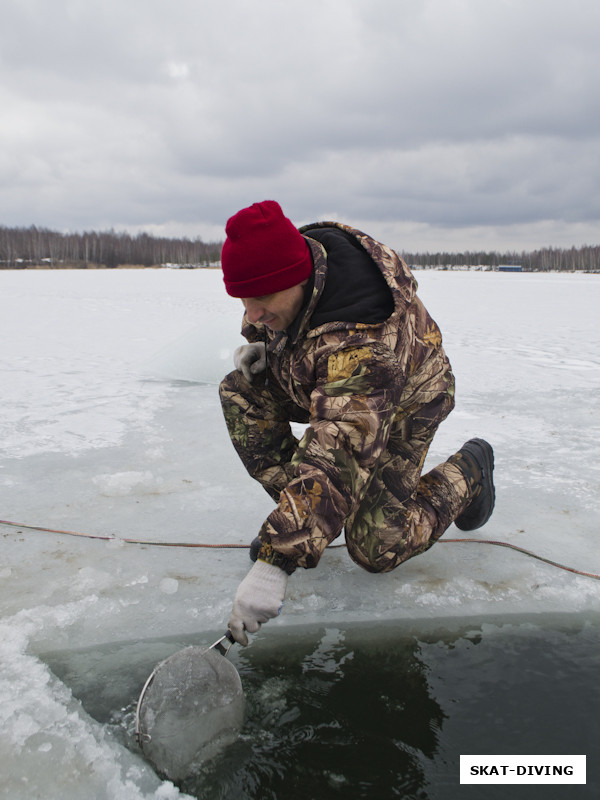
[1,0,599,250]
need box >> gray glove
[228,560,288,646]
[233,343,266,382]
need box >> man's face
[241,282,307,331]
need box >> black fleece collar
[286,225,394,342]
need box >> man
[219,200,494,645]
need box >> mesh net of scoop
[136,645,245,781]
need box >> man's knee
[345,533,413,574]
[219,369,272,421]
[219,368,247,400]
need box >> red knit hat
[221,200,313,297]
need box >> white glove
[233,343,266,382]
[228,560,288,646]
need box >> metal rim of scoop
[134,630,236,749]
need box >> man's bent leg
[219,369,309,501]
[345,393,471,573]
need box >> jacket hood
[241,221,418,348]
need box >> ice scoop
[134,631,244,781]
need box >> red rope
[0,519,248,548]
[1,518,599,580]
[439,538,600,580]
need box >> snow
[1,268,599,798]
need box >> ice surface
[1,268,599,797]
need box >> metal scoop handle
[209,629,236,657]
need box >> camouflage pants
[219,354,471,574]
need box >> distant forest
[1,224,599,272]
[401,245,600,272]
[0,225,222,269]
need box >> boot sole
[454,438,495,531]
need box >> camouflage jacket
[241,221,450,573]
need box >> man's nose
[244,299,264,323]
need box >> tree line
[1,223,598,271]
[0,225,222,268]
[400,244,600,272]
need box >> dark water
[44,612,599,800]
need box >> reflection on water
[43,613,599,800]
[189,625,445,799]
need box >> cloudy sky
[1,0,599,251]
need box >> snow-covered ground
[1,268,599,798]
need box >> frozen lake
[1,268,599,798]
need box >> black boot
[453,438,495,531]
